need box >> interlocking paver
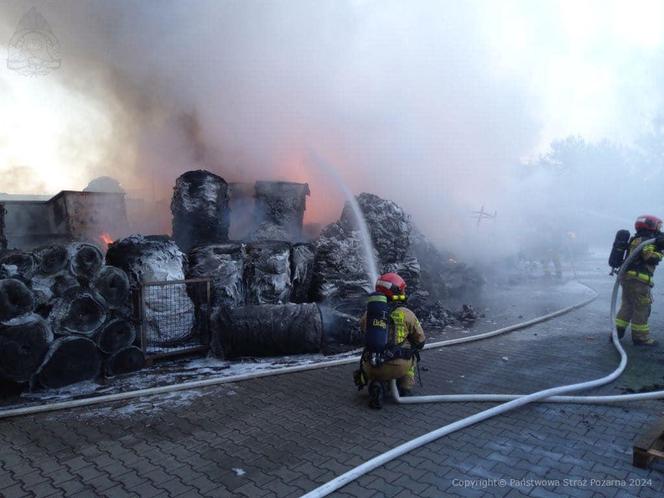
[2,264,664,497]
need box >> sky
[1,0,663,254]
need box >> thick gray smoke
[2,1,664,262]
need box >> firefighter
[615,215,664,346]
[356,273,426,409]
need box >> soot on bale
[171,170,230,252]
[35,336,101,389]
[251,181,310,242]
[245,241,292,305]
[0,314,53,383]
[49,287,107,337]
[0,278,35,322]
[187,243,246,308]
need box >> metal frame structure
[135,278,211,361]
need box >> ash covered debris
[312,192,482,329]
[187,243,246,308]
[251,181,310,242]
[245,241,292,305]
[171,170,231,252]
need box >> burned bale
[93,266,130,309]
[0,314,53,383]
[106,235,187,285]
[69,243,103,281]
[34,245,69,276]
[252,181,310,242]
[187,243,246,308]
[95,319,136,354]
[106,235,195,347]
[171,170,230,252]
[0,250,37,281]
[290,243,316,303]
[104,346,145,377]
[312,222,373,315]
[0,278,35,322]
[49,287,107,337]
[214,303,322,358]
[35,336,101,389]
[245,241,292,305]
[342,193,411,265]
[319,306,362,350]
[51,273,79,298]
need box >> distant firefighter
[353,273,426,409]
[615,215,663,346]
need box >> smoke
[2,1,664,261]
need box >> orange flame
[99,232,113,248]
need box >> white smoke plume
[2,1,664,260]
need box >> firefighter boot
[633,336,658,347]
[368,380,384,410]
[610,327,626,343]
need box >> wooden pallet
[633,418,664,468]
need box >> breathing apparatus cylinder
[609,229,631,273]
[364,292,390,366]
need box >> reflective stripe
[626,270,653,285]
[615,318,629,328]
[367,295,388,304]
[391,309,408,344]
[631,323,650,333]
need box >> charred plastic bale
[252,181,310,242]
[35,336,101,389]
[187,243,246,308]
[104,346,145,376]
[0,250,37,281]
[312,222,372,315]
[49,287,107,337]
[215,303,322,358]
[95,319,136,354]
[342,193,411,265]
[245,241,292,305]
[0,278,35,322]
[69,243,104,282]
[93,266,130,309]
[0,314,53,383]
[171,170,230,252]
[319,306,363,353]
[34,245,69,276]
[290,243,315,303]
[106,235,195,346]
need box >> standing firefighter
[354,273,426,409]
[615,215,663,346]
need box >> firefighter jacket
[624,233,664,286]
[360,305,426,350]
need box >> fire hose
[301,239,664,498]
[0,280,597,420]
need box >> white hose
[301,240,664,498]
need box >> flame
[99,232,113,248]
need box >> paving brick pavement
[2,262,664,497]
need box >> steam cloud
[2,1,664,260]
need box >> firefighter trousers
[362,357,416,390]
[616,278,653,341]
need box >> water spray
[308,152,379,286]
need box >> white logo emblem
[7,7,61,76]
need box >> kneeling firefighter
[612,215,664,346]
[353,273,426,409]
